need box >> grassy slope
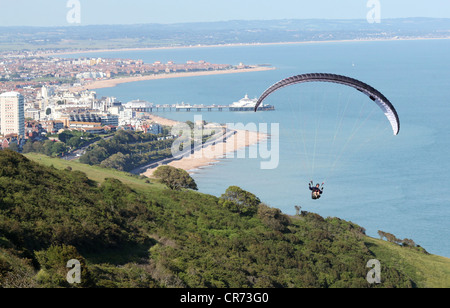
[24,153,166,194]
[365,237,450,288]
[25,153,450,288]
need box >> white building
[41,86,54,99]
[119,109,137,126]
[123,99,153,113]
[25,108,41,121]
[93,96,120,112]
[76,71,106,79]
[52,91,97,110]
[0,92,25,137]
[100,114,119,127]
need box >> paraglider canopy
[255,73,400,136]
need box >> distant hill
[0,150,449,288]
[1,18,449,52]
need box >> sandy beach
[65,62,273,176]
[142,128,268,177]
[145,114,181,127]
[62,47,273,177]
[69,66,275,92]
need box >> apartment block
[0,92,25,137]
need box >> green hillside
[0,150,448,288]
[365,237,450,288]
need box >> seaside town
[0,51,261,150]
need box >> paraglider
[254,73,400,135]
[309,181,324,200]
[254,73,400,201]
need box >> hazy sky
[1,0,450,26]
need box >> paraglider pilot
[309,181,324,200]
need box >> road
[61,135,114,161]
[129,129,237,175]
[59,129,236,174]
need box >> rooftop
[0,91,22,97]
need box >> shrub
[219,186,261,216]
[257,203,290,232]
[35,245,94,288]
[153,165,198,191]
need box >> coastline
[68,66,275,92]
[142,128,268,177]
[65,64,273,175]
[62,36,448,178]
[44,36,450,57]
[146,113,181,127]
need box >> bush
[153,165,198,191]
[0,150,419,288]
[257,203,290,232]
[219,186,260,216]
[35,245,94,288]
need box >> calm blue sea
[69,40,450,257]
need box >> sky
[0,0,450,27]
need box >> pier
[149,104,275,112]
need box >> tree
[258,203,290,232]
[219,186,261,215]
[58,131,72,143]
[113,130,138,144]
[51,142,67,156]
[7,143,19,152]
[43,140,55,156]
[79,146,108,165]
[32,141,44,153]
[378,230,401,244]
[153,165,198,191]
[67,136,83,149]
[100,152,129,171]
[185,120,195,130]
[401,238,417,248]
[22,139,34,154]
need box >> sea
[64,39,450,257]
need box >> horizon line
[1,16,450,28]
